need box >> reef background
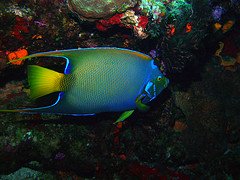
[0,0,240,179]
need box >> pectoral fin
[136,95,150,112]
[114,110,134,124]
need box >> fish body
[0,48,169,122]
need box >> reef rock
[0,167,54,179]
[68,0,137,21]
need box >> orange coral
[186,22,192,33]
[173,121,187,132]
[7,49,28,65]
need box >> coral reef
[0,167,54,179]
[0,0,240,179]
[67,0,137,21]
[96,10,149,39]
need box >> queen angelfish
[0,48,169,123]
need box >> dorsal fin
[9,48,153,74]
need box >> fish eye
[157,76,162,81]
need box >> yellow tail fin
[28,65,64,99]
